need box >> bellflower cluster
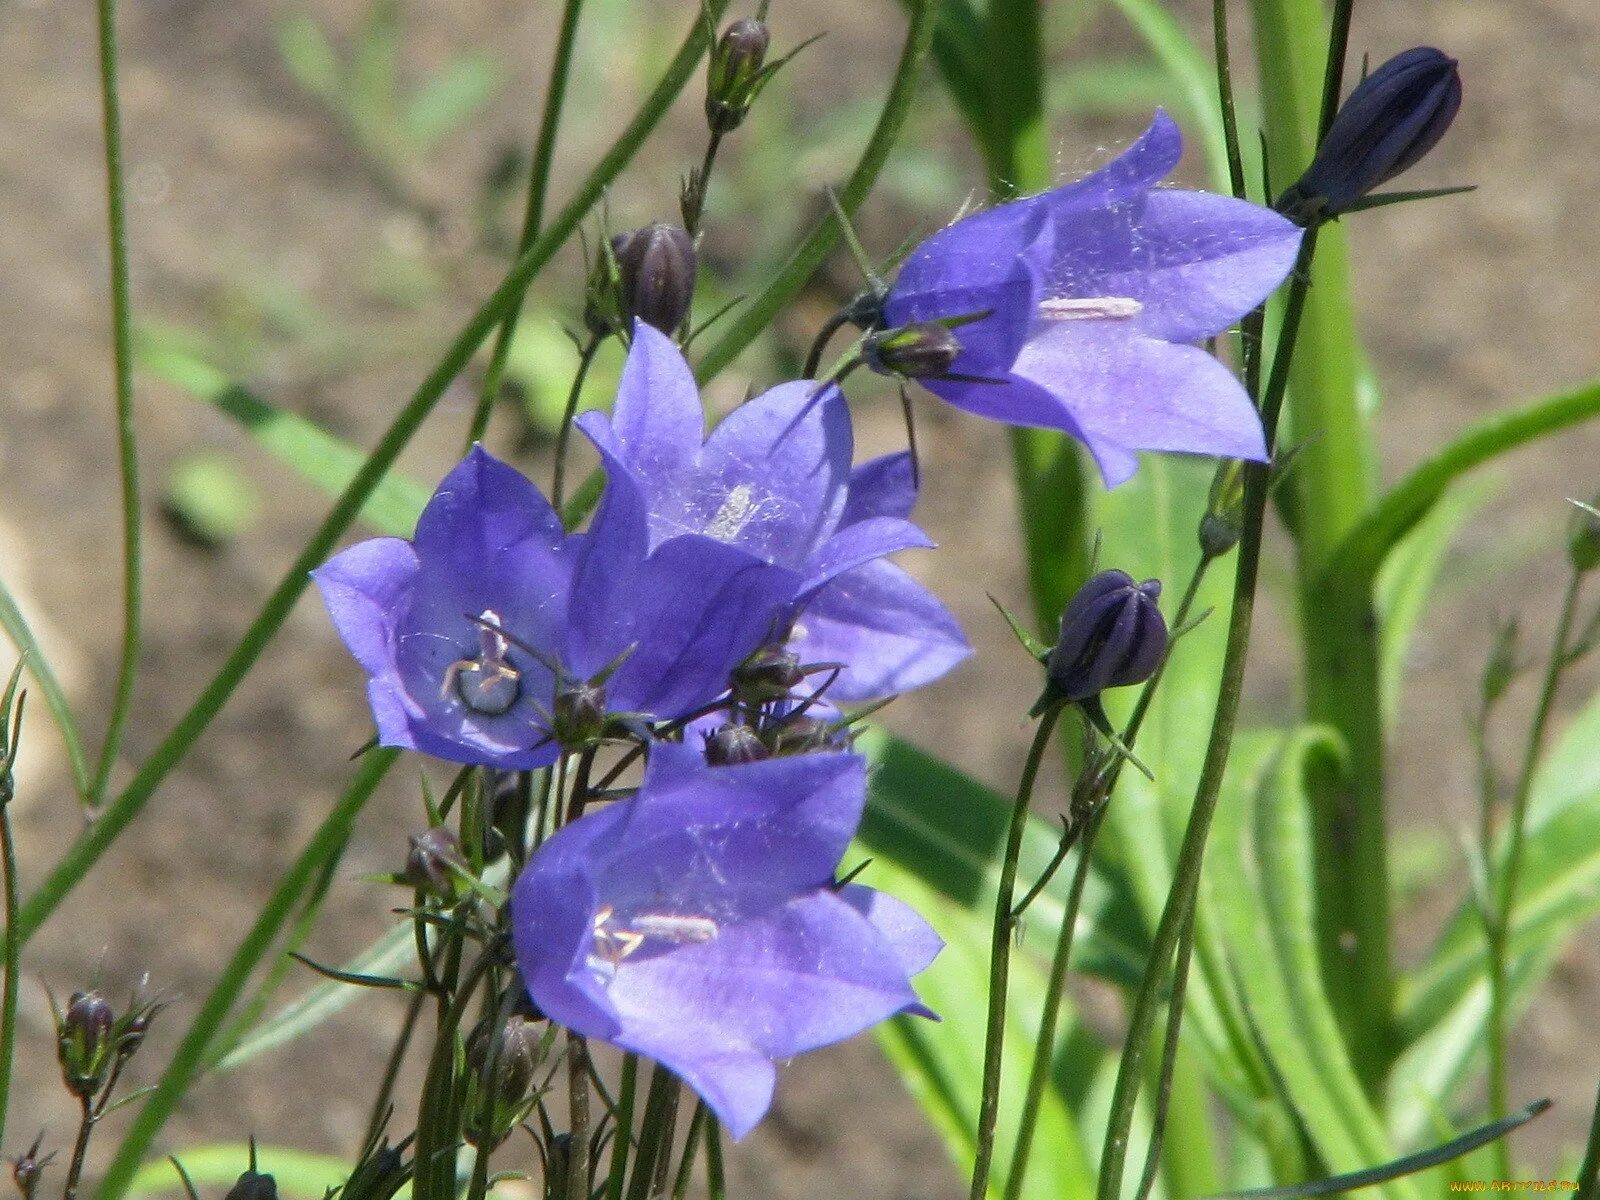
[882,111,1303,486]
[510,743,940,1138]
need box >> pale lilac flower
[509,742,941,1139]
[884,110,1303,486]
[579,322,969,699]
[312,447,797,768]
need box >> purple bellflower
[510,741,941,1138]
[313,446,798,769]
[883,110,1303,487]
[579,322,970,700]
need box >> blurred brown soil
[0,0,1597,1193]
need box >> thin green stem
[1097,236,1317,1200]
[969,704,1062,1200]
[1486,568,1583,1175]
[90,0,143,808]
[96,748,397,1200]
[606,1054,641,1200]
[1133,911,1200,1200]
[704,1115,725,1200]
[567,1034,592,1200]
[626,1066,679,1200]
[1576,1079,1600,1200]
[1210,0,1247,199]
[1005,556,1211,1200]
[364,986,428,1149]
[0,794,18,1149]
[553,336,602,508]
[466,0,588,449]
[12,4,726,948]
[670,1103,708,1200]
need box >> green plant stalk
[1135,915,1201,1200]
[568,1034,592,1200]
[1249,0,1389,1081]
[625,1066,679,1200]
[1577,1079,1600,1200]
[554,335,602,507]
[1097,234,1318,1200]
[96,747,397,1200]
[695,0,934,383]
[0,790,18,1147]
[466,0,589,448]
[605,1054,640,1200]
[705,1114,726,1200]
[1486,568,1582,1176]
[90,0,143,809]
[11,6,724,948]
[968,703,1062,1200]
[669,1103,708,1200]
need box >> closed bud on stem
[56,990,116,1100]
[611,222,697,335]
[1278,47,1462,225]
[732,645,804,703]
[1043,570,1167,706]
[339,1139,411,1200]
[224,1170,278,1200]
[705,723,770,766]
[1200,459,1247,557]
[768,714,848,757]
[862,322,962,380]
[404,827,469,899]
[10,1133,53,1200]
[552,679,608,748]
[1567,498,1600,573]
[705,19,771,134]
[465,1013,544,1146]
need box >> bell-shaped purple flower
[510,742,941,1139]
[1045,569,1167,702]
[312,447,800,769]
[578,322,970,700]
[884,110,1303,487]
[1278,47,1462,224]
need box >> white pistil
[590,905,720,974]
[1038,296,1144,321]
[705,483,757,542]
[440,608,522,716]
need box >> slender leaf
[0,579,90,798]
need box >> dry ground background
[0,0,1598,1194]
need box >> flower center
[589,904,720,977]
[1037,296,1143,321]
[705,483,758,542]
[441,609,522,717]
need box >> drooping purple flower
[578,322,970,700]
[884,110,1303,487]
[510,742,940,1139]
[312,447,799,769]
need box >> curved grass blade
[1208,1100,1550,1200]
[0,580,90,798]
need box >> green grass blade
[0,579,91,798]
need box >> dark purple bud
[863,322,962,380]
[768,715,847,758]
[404,827,469,899]
[732,645,804,703]
[1569,498,1600,574]
[610,222,697,335]
[224,1171,278,1200]
[706,19,771,134]
[10,1133,53,1200]
[1046,570,1167,702]
[552,679,608,748]
[704,723,770,766]
[57,991,116,1099]
[467,1013,542,1105]
[339,1138,411,1200]
[1279,47,1461,223]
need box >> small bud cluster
[464,1010,545,1148]
[53,985,162,1107]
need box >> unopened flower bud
[57,991,116,1099]
[11,1133,52,1200]
[224,1169,278,1200]
[863,322,962,380]
[1568,499,1600,573]
[467,1014,542,1106]
[705,723,769,766]
[1045,570,1167,703]
[611,223,697,335]
[1200,460,1246,558]
[732,645,804,702]
[1278,47,1461,224]
[553,680,608,747]
[768,714,847,757]
[404,827,468,899]
[340,1139,410,1200]
[705,19,771,134]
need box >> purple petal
[1033,110,1183,218]
[312,537,418,677]
[801,517,934,598]
[600,889,931,1138]
[414,444,564,562]
[1044,189,1303,343]
[792,559,970,700]
[836,884,945,977]
[840,452,918,524]
[607,320,706,473]
[1009,322,1267,486]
